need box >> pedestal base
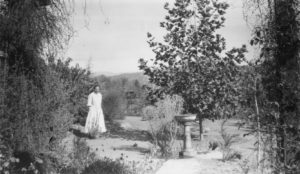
[175,114,197,159]
[179,150,197,158]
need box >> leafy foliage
[95,75,148,119]
[0,2,96,173]
[1,69,73,153]
[48,57,95,125]
[0,0,72,93]
[102,89,126,120]
[0,0,77,155]
[65,138,97,174]
[82,158,135,174]
[243,0,300,173]
[139,0,247,120]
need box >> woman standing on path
[85,85,107,134]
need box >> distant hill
[90,71,118,77]
[111,72,149,85]
[93,72,149,85]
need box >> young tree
[139,0,246,139]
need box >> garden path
[155,153,244,174]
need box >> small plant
[209,141,219,151]
[127,155,164,174]
[219,120,242,161]
[60,167,78,174]
[141,106,156,121]
[239,159,251,174]
[0,156,20,174]
[88,127,99,139]
[1,149,58,174]
[20,162,39,174]
[82,157,134,174]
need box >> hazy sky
[66,0,253,74]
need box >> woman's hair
[94,85,100,90]
[89,84,100,93]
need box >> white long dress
[84,92,107,133]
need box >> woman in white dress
[84,85,107,134]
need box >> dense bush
[48,57,95,126]
[102,89,126,120]
[0,147,67,174]
[0,69,75,173]
[1,69,73,152]
[0,1,98,173]
[0,59,95,173]
[143,95,184,158]
[96,75,148,118]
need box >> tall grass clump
[142,95,184,158]
[219,120,241,162]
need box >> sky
[66,0,253,74]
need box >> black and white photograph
[0,0,299,173]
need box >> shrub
[65,137,96,174]
[239,159,251,174]
[1,68,74,155]
[145,95,184,158]
[60,167,78,174]
[0,1,94,173]
[88,127,99,139]
[141,105,157,121]
[82,158,134,174]
[0,150,61,174]
[48,58,95,126]
[12,151,61,174]
[127,155,164,174]
[0,143,19,174]
[209,141,219,151]
[102,89,126,120]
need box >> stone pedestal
[175,114,197,158]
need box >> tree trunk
[254,77,261,174]
[197,113,203,141]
